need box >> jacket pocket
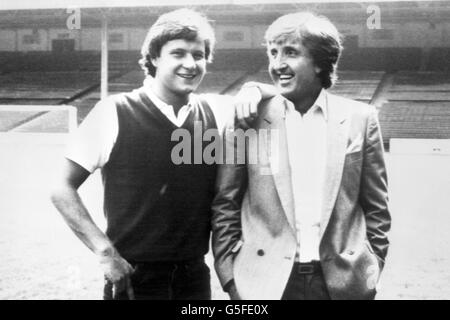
[231,239,244,254]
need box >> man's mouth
[277,74,294,84]
[177,73,197,80]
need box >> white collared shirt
[284,90,328,262]
[65,79,231,173]
[144,84,194,128]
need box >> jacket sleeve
[211,121,248,290]
[360,107,391,269]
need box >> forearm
[51,185,114,257]
[211,130,248,287]
[243,81,278,100]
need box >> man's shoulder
[327,92,376,116]
[111,88,143,104]
[256,95,286,121]
[199,93,233,108]
[198,93,235,128]
[95,88,145,113]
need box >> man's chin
[279,90,295,101]
[175,86,197,95]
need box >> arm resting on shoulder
[233,82,277,127]
[243,81,278,100]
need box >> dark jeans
[281,262,331,300]
[104,258,211,300]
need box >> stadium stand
[329,71,384,103]
[208,49,267,72]
[197,70,248,94]
[67,70,145,123]
[1,40,449,148]
[244,68,272,85]
[379,101,450,140]
[0,51,139,73]
[386,71,450,101]
[428,49,450,72]
[0,70,106,125]
[0,71,100,102]
[339,48,422,71]
[378,71,450,147]
[67,49,264,122]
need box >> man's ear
[314,65,322,74]
[151,56,158,68]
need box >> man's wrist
[96,244,117,261]
[242,81,259,89]
[240,83,263,103]
[242,82,276,100]
[224,279,235,292]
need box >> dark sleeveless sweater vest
[102,88,217,262]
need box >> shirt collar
[143,76,195,111]
[284,89,328,121]
[314,89,328,121]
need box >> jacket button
[257,249,265,256]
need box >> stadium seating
[1,49,450,146]
[428,48,450,72]
[0,71,102,106]
[0,51,139,73]
[379,101,450,141]
[339,48,422,71]
[378,71,450,146]
[209,49,267,72]
[329,71,384,102]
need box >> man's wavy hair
[139,9,216,77]
[264,12,343,89]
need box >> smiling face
[151,38,206,104]
[267,38,322,107]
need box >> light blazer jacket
[211,92,391,300]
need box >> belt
[294,261,322,274]
[130,257,205,270]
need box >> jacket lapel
[320,93,350,240]
[260,96,296,233]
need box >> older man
[212,12,391,300]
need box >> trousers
[104,257,211,300]
[281,262,331,300]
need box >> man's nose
[182,54,196,69]
[272,56,287,71]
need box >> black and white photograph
[0,0,449,302]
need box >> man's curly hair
[139,9,216,77]
[265,12,343,89]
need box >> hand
[233,84,262,129]
[227,282,241,300]
[98,248,135,300]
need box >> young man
[212,12,391,300]
[51,8,264,300]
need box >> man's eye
[193,53,205,60]
[172,51,184,57]
[286,50,296,56]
